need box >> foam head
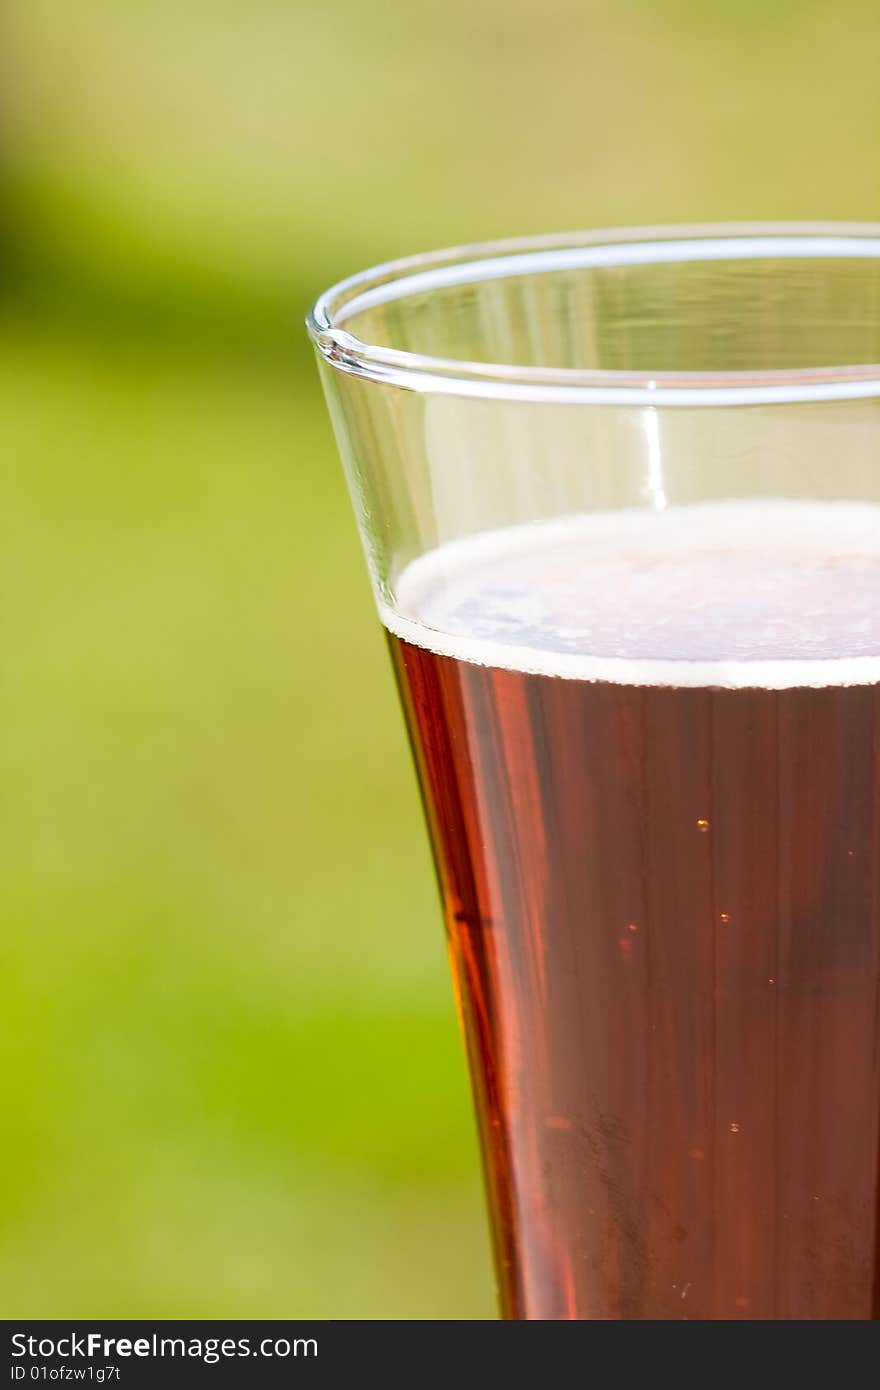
[383,500,880,688]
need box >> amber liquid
[391,640,880,1319]
[386,503,880,1319]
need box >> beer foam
[381,499,880,688]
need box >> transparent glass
[308,224,880,1320]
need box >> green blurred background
[3,0,880,1319]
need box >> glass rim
[307,221,880,407]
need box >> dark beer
[385,500,880,1320]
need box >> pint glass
[308,226,880,1319]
